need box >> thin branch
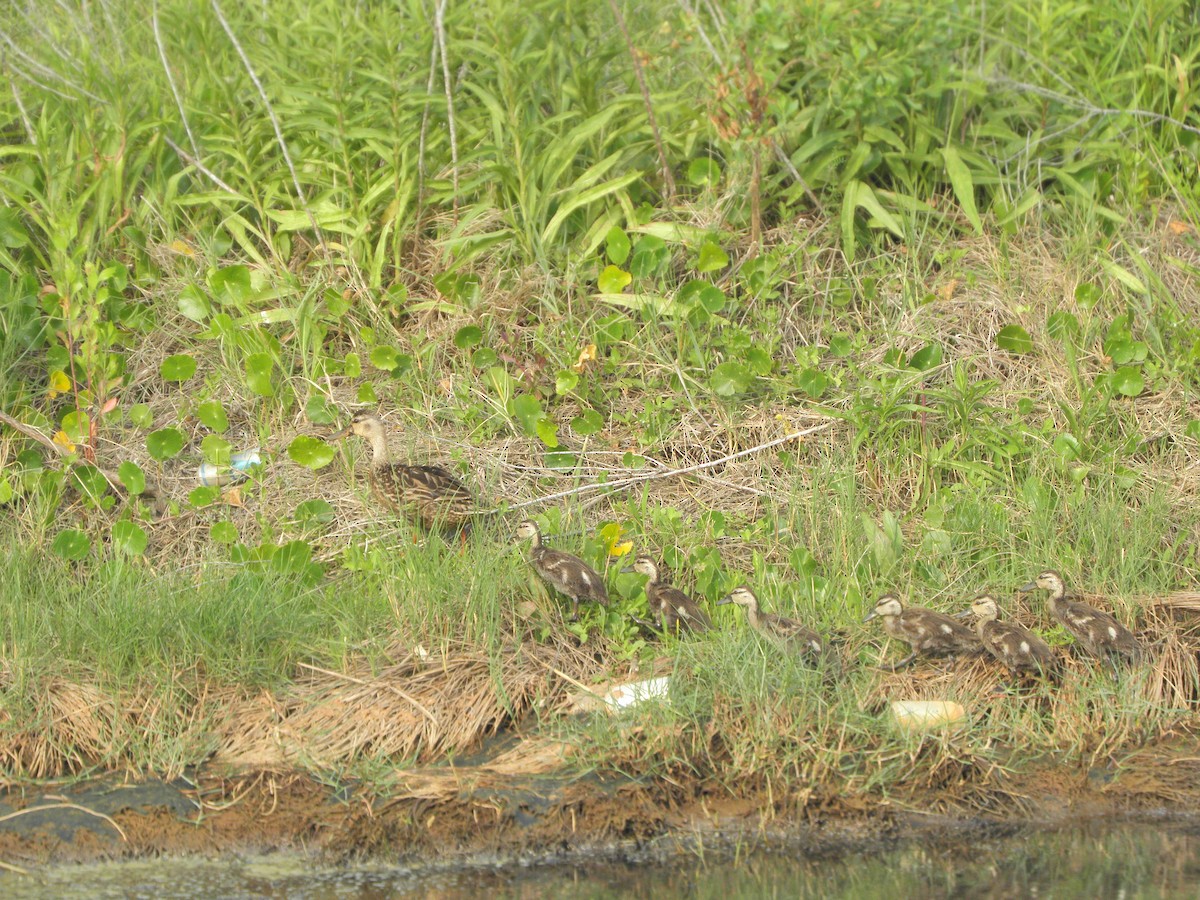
[416,12,440,200]
[607,0,676,199]
[153,0,201,161]
[493,421,832,513]
[432,0,459,214]
[210,0,329,256]
[297,662,439,725]
[163,135,239,195]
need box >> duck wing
[1055,598,1141,658]
[762,612,824,656]
[382,463,474,527]
[531,547,609,604]
[656,585,711,633]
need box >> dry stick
[0,408,159,499]
[210,0,329,257]
[0,802,128,841]
[296,662,440,726]
[432,0,459,215]
[416,8,441,199]
[164,135,239,195]
[153,0,201,161]
[495,421,832,513]
[9,75,35,145]
[607,0,675,199]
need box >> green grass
[0,0,1198,802]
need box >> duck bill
[620,566,635,574]
[862,610,878,623]
[954,609,974,619]
[1017,581,1037,592]
[331,426,352,441]
[716,595,733,606]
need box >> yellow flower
[48,370,70,399]
[52,430,76,453]
[572,343,598,373]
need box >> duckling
[335,413,475,533]
[514,521,609,621]
[717,586,823,658]
[961,594,1055,675]
[863,593,981,670]
[1019,569,1142,662]
[623,556,711,634]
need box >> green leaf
[795,368,828,399]
[111,521,148,555]
[555,370,579,395]
[471,348,498,368]
[1074,283,1101,309]
[605,226,631,265]
[356,383,378,404]
[1184,420,1200,442]
[535,417,559,449]
[996,325,1034,354]
[146,427,185,461]
[288,435,335,470]
[453,325,482,350]
[52,529,91,561]
[129,404,153,429]
[0,477,12,504]
[272,539,313,574]
[245,353,276,397]
[196,400,229,432]
[511,394,544,434]
[344,353,362,378]
[304,395,336,425]
[117,461,146,496]
[209,264,253,305]
[678,279,725,313]
[294,498,336,524]
[710,361,753,397]
[695,241,730,273]
[842,181,905,262]
[907,343,944,371]
[829,334,854,357]
[598,265,632,294]
[189,486,220,507]
[746,347,773,376]
[61,410,90,445]
[1111,366,1144,397]
[210,521,239,544]
[160,354,197,382]
[370,346,401,371]
[201,434,232,465]
[177,285,210,322]
[941,146,982,234]
[571,409,604,435]
[687,158,721,187]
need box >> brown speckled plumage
[1019,570,1141,661]
[626,556,711,634]
[964,594,1055,674]
[337,414,474,531]
[718,586,823,658]
[864,593,981,669]
[515,521,608,620]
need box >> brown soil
[2,737,1199,870]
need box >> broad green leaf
[160,353,197,382]
[678,279,725,313]
[598,265,632,294]
[746,347,773,376]
[696,241,730,273]
[201,434,232,465]
[996,325,1034,354]
[294,498,336,524]
[304,395,336,425]
[177,285,210,322]
[908,343,944,371]
[454,325,482,349]
[209,264,253,305]
[61,410,90,444]
[511,394,544,434]
[471,348,498,368]
[555,370,579,395]
[796,368,828,399]
[111,521,148,555]
[129,404,153,429]
[941,146,982,234]
[687,158,721,187]
[245,353,276,396]
[288,435,335,470]
[210,521,239,544]
[370,346,401,371]
[605,226,631,265]
[188,486,220,507]
[710,361,753,397]
[343,353,362,378]
[535,417,558,448]
[571,409,604,435]
[1111,366,1144,397]
[356,383,378,403]
[146,427,185,461]
[196,399,229,432]
[118,461,146,495]
[272,539,313,574]
[52,529,91,561]
[1101,259,1148,295]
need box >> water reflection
[4,821,1200,899]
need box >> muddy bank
[2,742,1200,871]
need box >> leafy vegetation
[0,0,1199,806]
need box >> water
[4,822,1200,898]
